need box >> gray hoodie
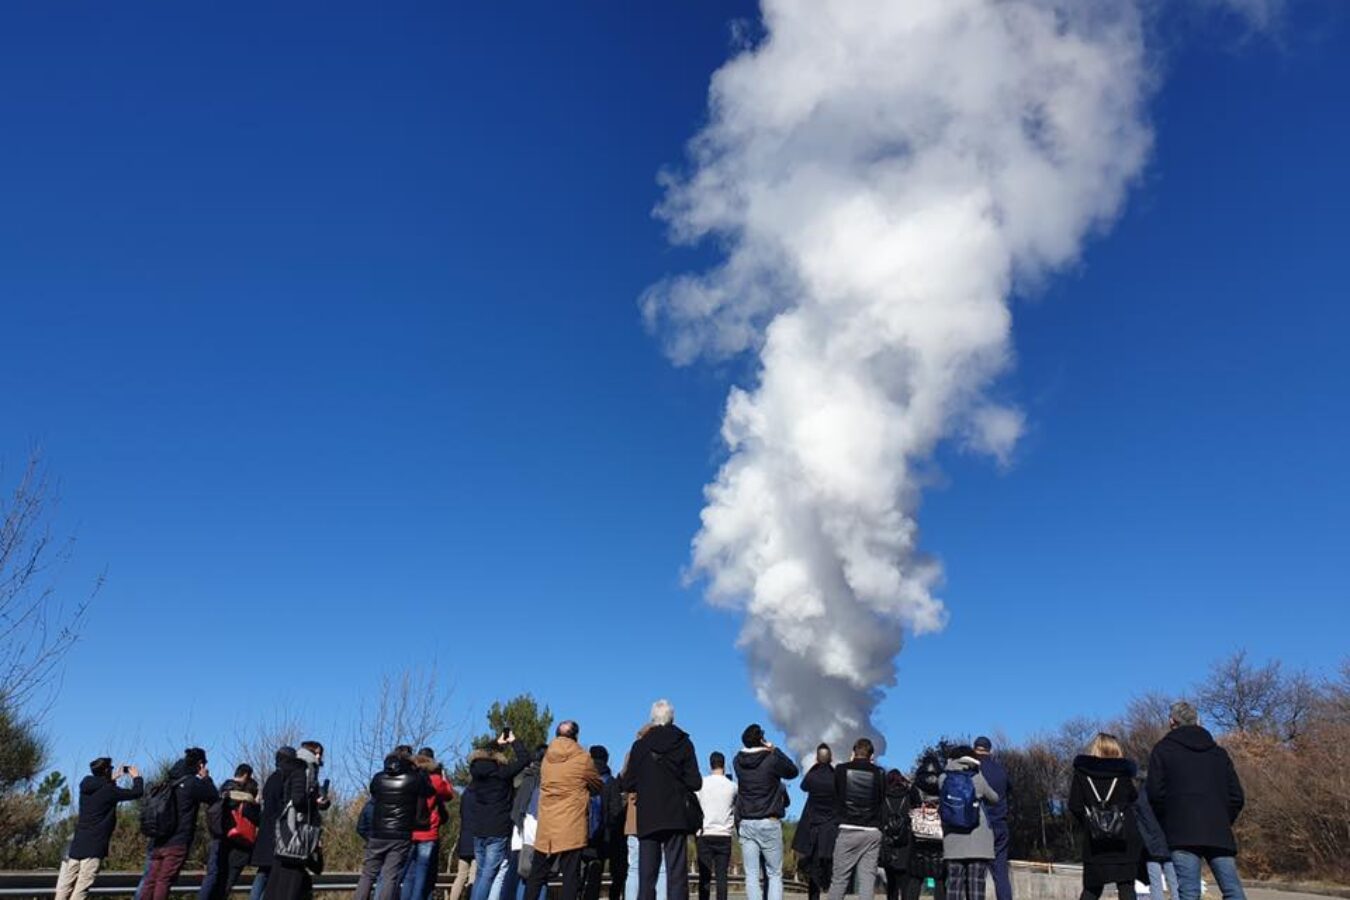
[938,757,1000,861]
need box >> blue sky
[2,2,1347,788]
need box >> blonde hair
[1088,732,1123,759]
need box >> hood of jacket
[944,756,981,773]
[1164,725,1218,752]
[80,775,111,796]
[645,724,691,754]
[469,749,508,776]
[545,737,587,766]
[1073,755,1138,779]
[736,746,772,770]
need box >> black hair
[185,747,208,768]
[235,763,254,778]
[852,737,875,759]
[709,751,726,770]
[90,757,113,778]
[418,747,436,759]
[590,745,609,764]
[741,724,765,748]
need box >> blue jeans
[497,850,522,900]
[248,867,270,900]
[198,840,222,900]
[402,841,439,900]
[472,837,510,900]
[739,820,784,900]
[1147,860,1179,900]
[1171,851,1246,900]
[133,847,153,900]
[626,835,666,900]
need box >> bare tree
[1,452,99,710]
[231,709,309,784]
[1277,670,1319,742]
[1197,649,1285,735]
[343,664,459,791]
[1113,690,1173,763]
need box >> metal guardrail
[0,870,794,898]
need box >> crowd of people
[52,698,1248,900]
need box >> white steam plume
[643,0,1169,757]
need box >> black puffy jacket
[834,759,885,829]
[1146,726,1244,854]
[369,757,434,841]
[734,747,799,820]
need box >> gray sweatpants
[829,828,882,900]
[354,838,412,900]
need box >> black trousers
[607,841,627,900]
[805,856,833,900]
[695,836,731,900]
[639,832,688,900]
[580,847,606,900]
[1082,884,1137,900]
[524,849,584,900]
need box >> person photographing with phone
[55,758,144,900]
[468,728,529,900]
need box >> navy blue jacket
[68,775,144,859]
[978,755,1011,829]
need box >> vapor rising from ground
[643,0,1277,756]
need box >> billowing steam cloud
[643,0,1270,757]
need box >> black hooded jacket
[620,724,701,837]
[154,759,218,849]
[733,747,799,820]
[369,756,435,841]
[67,774,144,859]
[252,748,296,868]
[1146,726,1245,854]
[1069,755,1142,886]
[468,740,529,839]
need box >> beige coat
[533,737,603,854]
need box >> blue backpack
[939,769,980,831]
[587,774,610,841]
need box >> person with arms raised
[56,758,144,900]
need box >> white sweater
[696,772,738,837]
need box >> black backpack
[1083,776,1125,841]
[883,793,913,845]
[205,797,226,839]
[140,777,188,840]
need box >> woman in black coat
[1068,734,1144,900]
[250,748,296,900]
[906,755,945,900]
[263,743,326,900]
[879,770,914,900]
[791,745,838,900]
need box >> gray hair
[649,699,675,727]
[1170,700,1198,727]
